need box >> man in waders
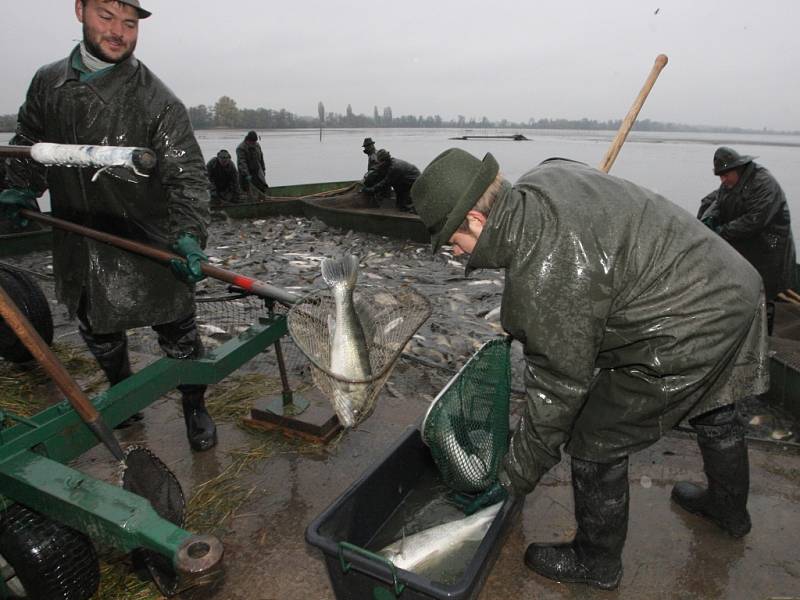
[698,146,796,332]
[411,148,769,591]
[0,0,217,451]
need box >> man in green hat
[0,0,218,452]
[411,149,769,590]
[698,146,795,308]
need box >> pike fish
[379,502,502,573]
[321,255,373,428]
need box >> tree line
[0,97,794,134]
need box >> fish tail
[321,255,359,290]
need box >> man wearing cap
[206,149,241,207]
[236,130,269,198]
[362,137,378,172]
[0,0,218,452]
[363,149,420,212]
[698,146,795,303]
[411,149,769,591]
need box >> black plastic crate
[306,426,522,600]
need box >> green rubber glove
[453,481,508,516]
[0,188,38,227]
[169,233,208,283]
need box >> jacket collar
[54,44,140,103]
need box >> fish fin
[321,254,359,290]
[326,313,336,340]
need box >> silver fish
[321,255,373,428]
[379,502,502,573]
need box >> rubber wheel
[0,503,99,599]
[0,266,54,363]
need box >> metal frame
[0,314,288,585]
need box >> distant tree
[214,96,239,128]
[457,115,466,128]
[188,104,213,129]
[0,113,17,132]
[318,101,325,126]
[373,105,380,125]
[383,106,393,126]
[346,104,354,125]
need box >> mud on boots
[671,405,751,537]
[525,456,629,591]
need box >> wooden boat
[0,180,430,256]
[218,180,430,243]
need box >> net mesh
[421,338,511,493]
[287,285,431,427]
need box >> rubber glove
[169,233,208,283]
[0,188,37,227]
[701,215,721,233]
[453,481,508,516]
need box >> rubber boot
[671,406,751,537]
[79,327,143,429]
[525,456,629,591]
[181,388,217,452]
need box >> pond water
[3,127,799,245]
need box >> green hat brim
[430,153,498,252]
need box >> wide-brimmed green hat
[713,146,755,175]
[411,148,499,252]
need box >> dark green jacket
[7,46,209,333]
[236,140,267,188]
[206,156,240,195]
[468,160,768,495]
[699,162,796,299]
[369,158,420,194]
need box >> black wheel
[0,266,54,363]
[0,503,99,600]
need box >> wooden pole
[19,209,300,306]
[598,54,669,173]
[0,283,126,461]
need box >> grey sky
[2,1,798,130]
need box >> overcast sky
[1,1,798,131]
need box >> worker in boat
[363,149,420,212]
[236,130,269,198]
[206,149,241,207]
[362,137,378,172]
[698,147,796,330]
[411,148,769,591]
[0,0,217,452]
[360,137,387,206]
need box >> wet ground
[4,213,800,599]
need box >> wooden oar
[18,209,300,306]
[598,54,669,173]
[0,283,125,461]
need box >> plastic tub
[305,426,522,600]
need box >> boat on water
[0,180,430,256]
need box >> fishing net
[421,338,511,494]
[286,284,431,428]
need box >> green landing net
[421,337,511,494]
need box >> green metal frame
[0,314,287,564]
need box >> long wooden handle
[19,209,301,306]
[0,282,125,461]
[0,143,157,174]
[598,54,668,173]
